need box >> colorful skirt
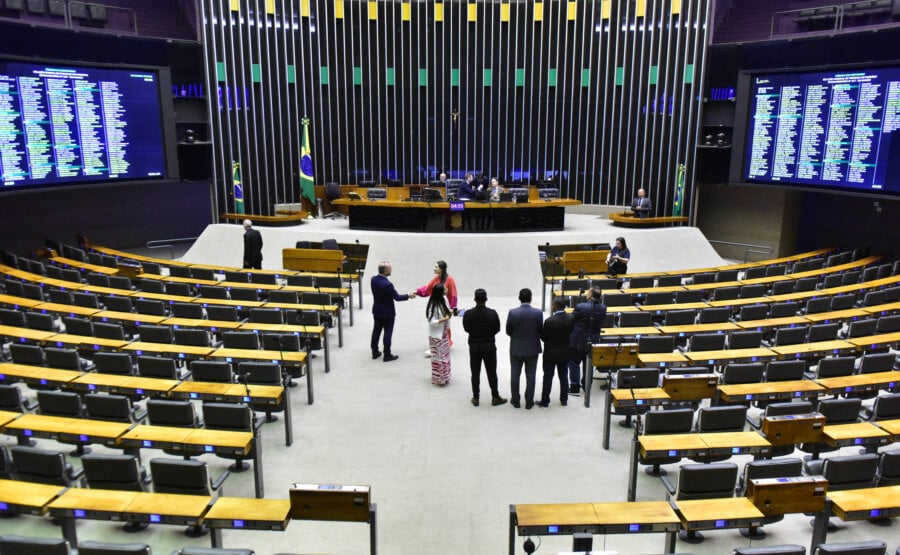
[429,327,451,385]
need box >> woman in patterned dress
[426,284,452,385]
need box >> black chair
[137,324,173,344]
[739,284,768,299]
[21,282,44,301]
[842,318,877,339]
[805,454,880,531]
[228,287,260,302]
[674,290,703,303]
[716,269,739,282]
[37,390,93,455]
[133,298,167,316]
[199,285,229,300]
[813,542,886,555]
[84,394,146,423]
[249,308,283,324]
[44,347,89,370]
[86,273,111,287]
[662,309,696,326]
[734,546,806,555]
[101,295,133,313]
[141,261,163,275]
[627,276,655,289]
[691,405,747,462]
[93,322,127,341]
[691,272,716,285]
[769,301,801,318]
[109,276,133,291]
[603,293,632,307]
[638,408,694,476]
[721,363,765,385]
[830,293,857,311]
[237,361,285,422]
[738,304,769,321]
[618,311,652,327]
[859,291,885,307]
[766,264,788,277]
[769,325,808,346]
[710,286,740,301]
[191,268,217,281]
[81,454,151,514]
[858,352,896,374]
[222,331,260,350]
[149,458,229,536]
[203,403,263,472]
[637,335,674,355]
[168,265,192,278]
[875,315,900,334]
[666,462,739,543]
[261,333,301,352]
[60,268,83,283]
[165,281,194,297]
[0,536,70,555]
[822,274,844,289]
[146,400,203,459]
[62,316,93,336]
[875,450,900,487]
[9,446,83,486]
[765,359,806,382]
[744,266,768,280]
[643,291,673,305]
[72,291,100,309]
[44,265,63,280]
[25,311,55,331]
[171,302,205,319]
[174,328,211,347]
[189,360,234,383]
[268,289,300,304]
[77,541,152,555]
[795,276,820,292]
[697,307,731,324]
[729,330,764,349]
[814,356,855,378]
[770,280,796,295]
[0,384,36,413]
[799,398,863,460]
[864,393,900,421]
[687,332,726,352]
[658,275,682,287]
[249,272,277,285]
[93,352,134,375]
[47,288,73,305]
[804,297,832,315]
[324,182,345,218]
[612,368,660,427]
[316,275,343,289]
[285,275,314,288]
[136,356,183,380]
[10,343,44,366]
[223,270,250,283]
[736,458,804,539]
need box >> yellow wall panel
[672,0,682,15]
[468,3,477,22]
[368,1,378,20]
[435,2,444,22]
[402,2,411,21]
[500,3,510,22]
[601,0,611,19]
[534,2,543,21]
[567,1,577,21]
[300,0,310,17]
[636,0,645,17]
[334,0,344,19]
[230,0,240,11]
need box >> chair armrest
[22,398,37,412]
[252,416,267,431]
[132,407,148,422]
[746,413,762,430]
[661,475,676,496]
[68,466,85,482]
[211,469,231,492]
[177,369,193,381]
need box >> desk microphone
[275,334,296,388]
[237,372,252,402]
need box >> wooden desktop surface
[162,317,243,330]
[189,298,265,308]
[658,322,739,334]
[771,339,855,357]
[804,308,869,322]
[637,352,688,365]
[717,380,825,402]
[49,333,129,349]
[48,487,138,516]
[171,381,283,403]
[94,310,167,324]
[0,478,65,513]
[0,324,58,342]
[699,431,772,452]
[2,413,132,440]
[601,326,660,337]
[873,419,900,437]
[736,316,811,330]
[125,491,212,519]
[675,497,764,529]
[863,301,900,315]
[823,422,890,446]
[211,348,306,365]
[514,501,678,528]
[639,302,710,312]
[133,291,198,303]
[640,434,709,458]
[828,485,900,520]
[205,497,292,527]
[847,332,900,348]
[34,302,101,317]
[0,362,83,385]
[814,371,900,394]
[123,342,215,357]
[610,388,671,406]
[0,293,42,308]
[0,410,21,427]
[684,347,776,364]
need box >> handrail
[68,1,137,35]
[707,239,774,263]
[770,4,841,38]
[145,237,198,260]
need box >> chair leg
[185,524,209,537]
[678,529,704,544]
[70,444,91,457]
[740,525,766,539]
[123,521,149,532]
[229,457,250,473]
[644,464,667,477]
[265,411,278,422]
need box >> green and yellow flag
[673,163,686,217]
[300,117,315,204]
[232,161,244,214]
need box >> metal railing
[145,237,198,260]
[771,0,897,38]
[68,1,137,35]
[707,239,774,263]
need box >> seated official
[488,177,502,201]
[606,236,630,276]
[630,188,652,218]
[458,173,479,200]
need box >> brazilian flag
[673,164,686,217]
[232,161,244,214]
[300,117,315,204]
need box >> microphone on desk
[237,372,252,402]
[274,334,296,388]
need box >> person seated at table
[606,237,630,277]
[488,177,502,201]
[630,188,652,218]
[458,173,479,200]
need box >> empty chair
[618,311,652,327]
[72,291,100,308]
[860,290,885,307]
[284,275,314,287]
[736,458,804,538]
[795,276,820,292]
[562,278,589,291]
[9,446,83,486]
[205,305,240,322]
[603,293,632,307]
[674,290,703,303]
[841,270,861,285]
[165,281,193,297]
[223,270,250,283]
[322,238,340,251]
[770,280,796,295]
[883,286,900,302]
[317,276,343,289]
[198,285,229,299]
[692,272,716,285]
[261,333,301,351]
[638,335,675,354]
[744,266,768,280]
[803,297,832,315]
[738,304,769,321]
[864,393,900,421]
[626,276,655,289]
[697,307,731,324]
[249,308,283,324]
[858,352,896,374]
[1,279,24,296]
[739,284,767,299]
[222,331,260,350]
[0,535,71,555]
[47,288,73,305]
[822,274,844,289]
[146,400,202,433]
[108,276,133,290]
[60,268,83,283]
[62,316,92,336]
[10,343,44,366]
[268,289,300,304]
[228,287,260,302]
[77,541,152,555]
[141,261,163,275]
[770,325,808,346]
[722,363,765,385]
[249,272,277,285]
[93,352,134,375]
[82,453,150,492]
[203,403,262,472]
[612,368,660,427]
[171,302,204,319]
[44,347,88,370]
[137,324,173,343]
[815,356,856,378]
[658,275,682,287]
[101,295,133,313]
[93,322,126,340]
[769,301,800,318]
[189,360,233,383]
[808,322,840,342]
[876,451,900,487]
[813,542,886,555]
[876,315,900,333]
[662,309,697,326]
[710,286,740,301]
[805,454,880,531]
[238,361,285,422]
[149,458,229,536]
[876,263,894,279]
[688,333,727,352]
[668,462,739,543]
[643,291,673,305]
[830,293,857,311]
[796,258,825,273]
[20,283,44,301]
[766,264,788,277]
[716,269,739,282]
[133,298,167,316]
[842,318,877,339]
[174,328,211,347]
[691,405,748,463]
[136,356,182,380]
[0,384,36,413]
[190,267,216,281]
[44,265,63,280]
[295,310,321,327]
[729,330,764,349]
[24,311,55,331]
[800,398,863,460]
[638,408,694,476]
[764,359,806,382]
[86,273,111,287]
[84,394,145,423]
[301,292,334,307]
[37,390,84,419]
[168,265,192,278]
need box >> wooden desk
[658,323,738,335]
[736,316,810,330]
[0,362,83,388]
[34,301,101,317]
[626,285,687,295]
[675,497,764,533]
[210,347,306,369]
[718,379,825,403]
[814,371,900,396]
[602,388,671,450]
[190,297,265,308]
[94,310,167,325]
[822,422,890,449]
[863,301,900,316]
[205,497,292,548]
[122,341,214,360]
[238,322,330,373]
[638,302,710,313]
[0,324,57,343]
[50,255,119,275]
[637,352,688,368]
[0,410,21,427]
[601,326,660,338]
[162,317,243,331]
[0,478,65,515]
[804,308,869,323]
[812,485,900,550]
[263,300,343,347]
[509,501,679,555]
[683,347,777,366]
[699,431,772,458]
[131,291,197,303]
[873,418,900,439]
[1,413,131,447]
[847,332,900,350]
[0,293,42,309]
[170,381,283,406]
[771,339,855,359]
[609,212,689,227]
[47,333,129,351]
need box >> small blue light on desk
[870,509,882,518]
[636,400,644,406]
[18,338,25,343]
[679,332,685,337]
[547,525,558,533]
[708,360,714,365]
[79,434,88,442]
[74,509,85,518]
[854,438,863,445]
[732,447,741,454]
[136,389,144,395]
[890,382,896,388]
[242,396,250,402]
[204,445,214,452]
[751,356,759,362]
[136,350,144,356]
[668,450,678,457]
[745,394,752,400]
[795,391,802,397]
[142,440,152,447]
[178,353,185,359]
[233,519,245,528]
[226,357,233,362]
[39,379,47,385]
[150,514,161,523]
[846,387,852,393]
[190,393,198,399]
[629,524,640,532]
[271,359,279,364]
[23,430,32,437]
[0,502,7,511]
[102,317,109,322]
[0,374,5,381]
[56,342,63,347]
[715,519,726,528]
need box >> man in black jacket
[538,297,575,408]
[242,219,263,269]
[567,286,606,396]
[462,288,508,407]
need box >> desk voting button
[290,483,371,522]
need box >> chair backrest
[191,267,217,281]
[86,273,110,287]
[658,275,682,287]
[10,343,44,365]
[615,368,660,389]
[133,298,167,316]
[769,301,800,318]
[199,285,229,299]
[764,400,815,418]
[164,281,193,297]
[141,261,163,275]
[845,318,877,338]
[249,272,277,285]
[738,457,803,495]
[734,545,806,555]
[764,359,806,382]
[9,446,75,485]
[44,347,81,370]
[21,282,44,301]
[0,535,70,555]
[62,316,93,337]
[870,393,900,421]
[795,276,819,292]
[817,397,862,424]
[804,297,832,315]
[228,287,260,302]
[82,454,147,491]
[773,325,808,346]
[48,288,73,305]
[25,311,55,331]
[205,305,240,322]
[84,394,137,423]
[698,307,731,324]
[822,274,844,289]
[710,286,740,301]
[875,315,900,334]
[237,361,282,385]
[173,328,210,347]
[618,311,652,327]
[223,270,251,283]
[150,457,212,496]
[820,454,879,491]
[101,295,133,313]
[813,541,886,555]
[739,284,767,299]
[697,405,747,432]
[638,335,675,354]
[269,290,300,303]
[316,276,343,289]
[729,330,763,349]
[770,280,796,295]
[841,270,861,285]
[93,352,134,375]
[0,385,28,412]
[689,332,727,352]
[642,408,694,435]
[663,309,697,326]
[146,399,199,428]
[816,356,855,378]
[738,304,769,321]
[860,291,885,307]
[674,290,703,303]
[859,352,896,374]
[189,360,234,383]
[692,272,716,285]
[92,322,126,341]
[203,403,253,432]
[37,390,83,418]
[72,292,100,308]
[222,331,261,350]
[108,276,133,291]
[76,540,152,555]
[136,356,179,379]
[829,293,857,311]
[60,268,83,283]
[249,308,283,324]
[261,333,301,351]
[322,238,340,251]
[675,462,739,500]
[603,293,632,307]
[876,451,900,487]
[744,266,768,280]
[627,276,655,289]
[137,324,173,344]
[722,363,764,385]
[168,265,192,278]
[643,291,673,305]
[716,269,739,282]
[301,292,333,306]
[170,302,204,319]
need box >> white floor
[3,213,898,554]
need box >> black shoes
[383,354,399,362]
[471,397,479,406]
[537,401,550,409]
[491,396,508,406]
[525,403,534,410]
[510,401,521,408]
[372,351,382,359]
[569,388,581,397]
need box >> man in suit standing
[242,219,263,269]
[538,297,575,408]
[506,288,544,409]
[370,261,415,362]
[462,289,507,407]
[567,286,607,397]
[631,188,652,218]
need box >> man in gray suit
[506,288,544,409]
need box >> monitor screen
[0,59,168,191]
[734,66,900,196]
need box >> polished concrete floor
[1,213,897,554]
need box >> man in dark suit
[506,288,544,409]
[539,297,575,408]
[462,288,507,407]
[242,219,263,269]
[370,261,415,362]
[630,188,652,218]
[567,286,607,396]
[458,173,479,200]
